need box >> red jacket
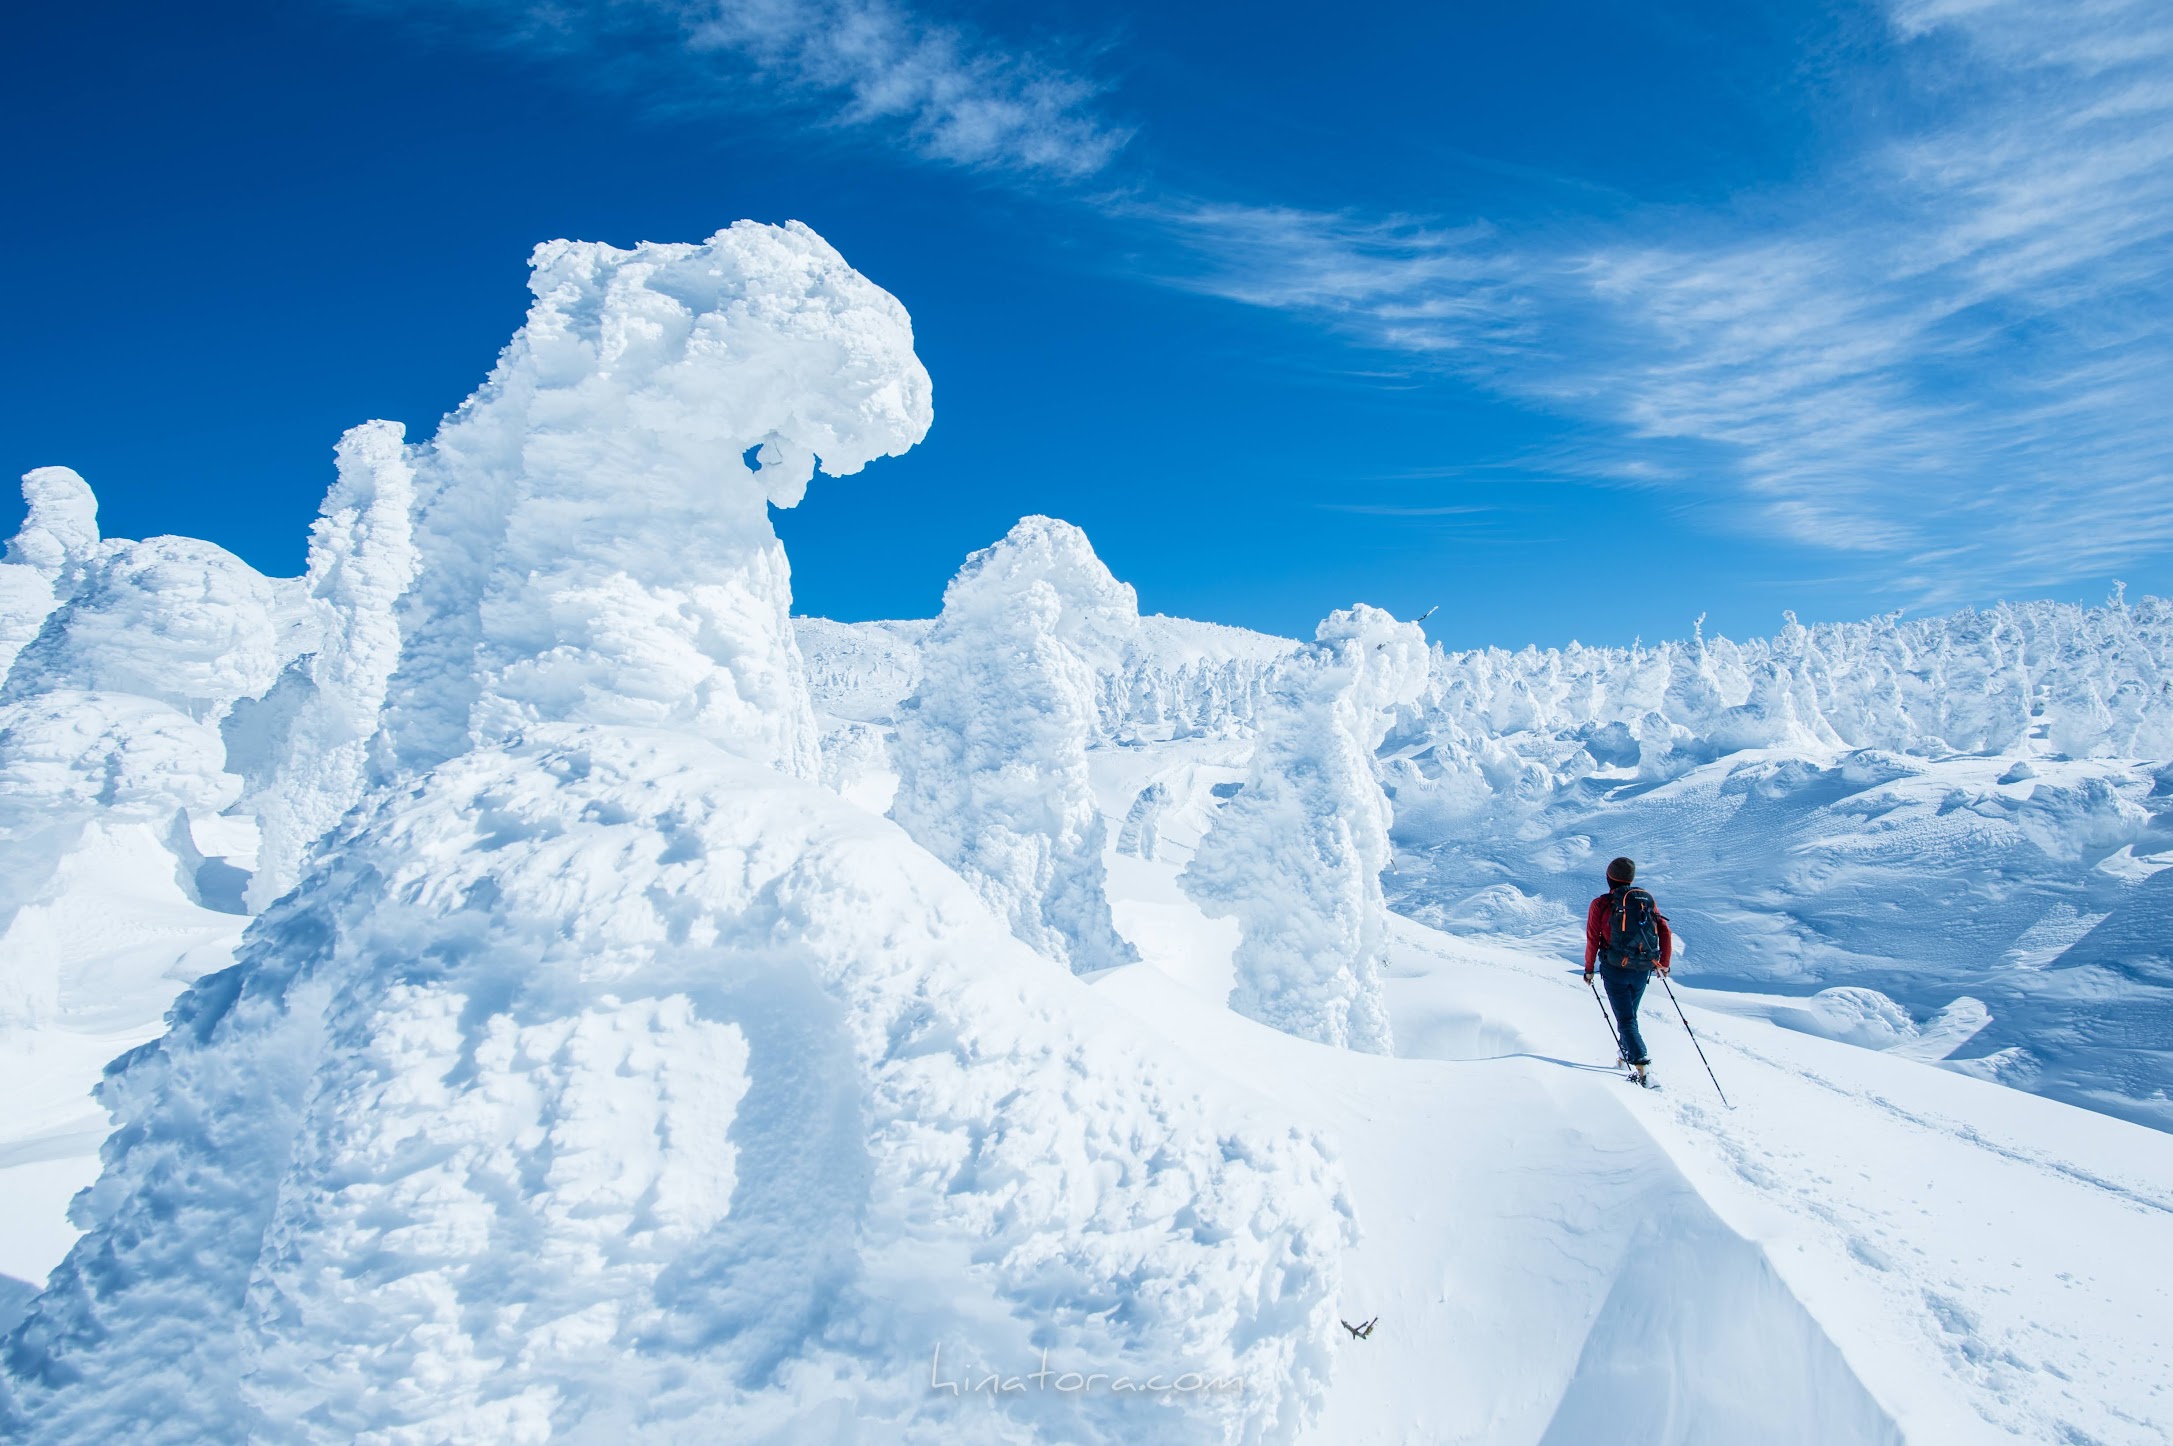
[1585,889,1673,970]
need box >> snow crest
[891,516,1141,973]
[1183,606,1429,1052]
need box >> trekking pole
[1658,972,1730,1107]
[1585,973,1625,1067]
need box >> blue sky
[3,0,2168,649]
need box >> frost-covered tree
[1184,604,1430,1052]
[373,226,934,781]
[225,420,420,909]
[0,468,101,681]
[1,531,288,723]
[0,470,289,930]
[891,515,1140,973]
[2,226,1346,1445]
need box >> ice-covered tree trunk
[891,515,1140,973]
[1184,605,1429,1052]
[226,421,421,910]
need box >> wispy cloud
[359,0,2171,604]
[361,0,1127,177]
[1149,0,2173,603]
[1555,0,2173,596]
[1127,200,1524,356]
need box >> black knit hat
[1606,856,1636,884]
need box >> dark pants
[1598,963,1652,1065]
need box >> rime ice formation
[891,516,1141,973]
[798,610,1294,747]
[1,226,1347,1444]
[1385,600,2173,818]
[1111,615,1295,742]
[0,690,240,1025]
[1,468,99,578]
[377,221,933,782]
[7,733,1343,1443]
[0,469,101,680]
[1,531,288,723]
[0,474,285,1029]
[1183,605,1429,1052]
[225,420,420,910]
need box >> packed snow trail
[1092,966,1904,1444]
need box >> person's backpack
[1604,886,1663,970]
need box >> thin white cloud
[1128,199,1525,356]
[358,0,2170,603]
[1147,0,2173,604]
[1566,0,2173,597]
[364,0,1126,178]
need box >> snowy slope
[1386,747,2173,1128]
[1091,736,2173,1444]
[809,595,2173,1129]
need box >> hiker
[1584,856,1672,1084]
